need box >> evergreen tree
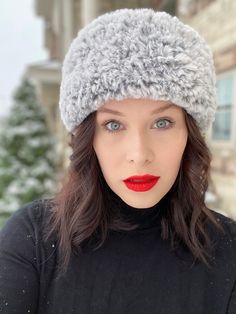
[0,77,59,222]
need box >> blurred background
[0,0,235,228]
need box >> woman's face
[93,98,188,208]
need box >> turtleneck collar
[107,187,169,231]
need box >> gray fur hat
[59,8,217,134]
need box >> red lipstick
[123,174,160,192]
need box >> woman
[0,8,235,314]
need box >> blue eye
[102,118,174,134]
[155,119,172,129]
[104,121,121,132]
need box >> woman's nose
[125,133,154,165]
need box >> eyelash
[101,118,175,134]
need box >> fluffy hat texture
[59,8,217,134]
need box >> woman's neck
[107,188,169,231]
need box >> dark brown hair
[44,109,225,274]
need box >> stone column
[81,0,99,27]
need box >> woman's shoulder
[15,197,53,219]
[0,198,58,273]
[0,198,56,250]
[209,209,236,236]
[1,198,53,233]
[208,209,236,259]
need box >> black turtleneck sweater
[0,196,236,314]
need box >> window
[212,76,233,140]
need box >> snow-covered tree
[0,77,59,219]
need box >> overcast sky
[0,0,47,118]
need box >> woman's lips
[123,176,160,192]
[124,174,160,182]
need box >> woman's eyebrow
[97,103,175,116]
